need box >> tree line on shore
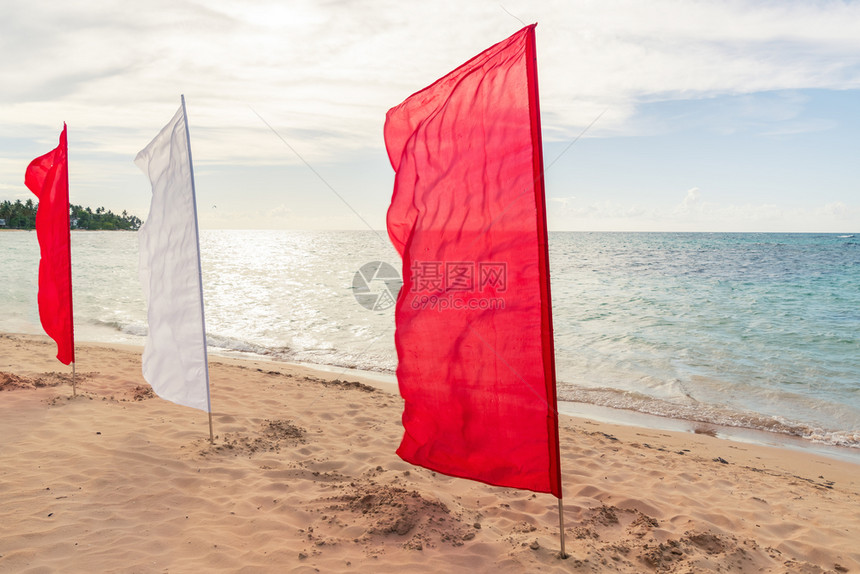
[0,199,142,230]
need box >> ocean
[2,229,858,451]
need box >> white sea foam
[557,385,860,449]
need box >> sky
[1,0,858,232]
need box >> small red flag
[385,25,561,496]
[25,124,75,365]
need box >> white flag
[135,97,211,412]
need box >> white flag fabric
[135,101,211,412]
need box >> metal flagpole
[524,26,567,559]
[180,94,214,445]
[558,498,567,558]
[67,123,77,399]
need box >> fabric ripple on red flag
[384,25,561,497]
[25,124,75,365]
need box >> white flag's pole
[180,94,214,445]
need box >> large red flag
[25,124,75,365]
[385,25,561,496]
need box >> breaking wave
[557,384,860,449]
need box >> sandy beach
[1,333,858,573]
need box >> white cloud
[548,196,575,208]
[821,201,850,219]
[676,187,702,213]
[3,0,860,156]
[3,1,859,230]
[199,203,374,230]
[0,183,27,198]
[550,187,860,232]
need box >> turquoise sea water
[2,230,858,449]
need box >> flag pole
[524,26,567,557]
[180,94,214,445]
[208,410,214,444]
[558,498,567,558]
[66,122,77,398]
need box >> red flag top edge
[25,124,75,365]
[384,24,562,497]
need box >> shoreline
[10,328,860,465]
[557,401,860,466]
[89,335,860,471]
[207,343,860,465]
[295,358,860,465]
[2,332,859,572]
